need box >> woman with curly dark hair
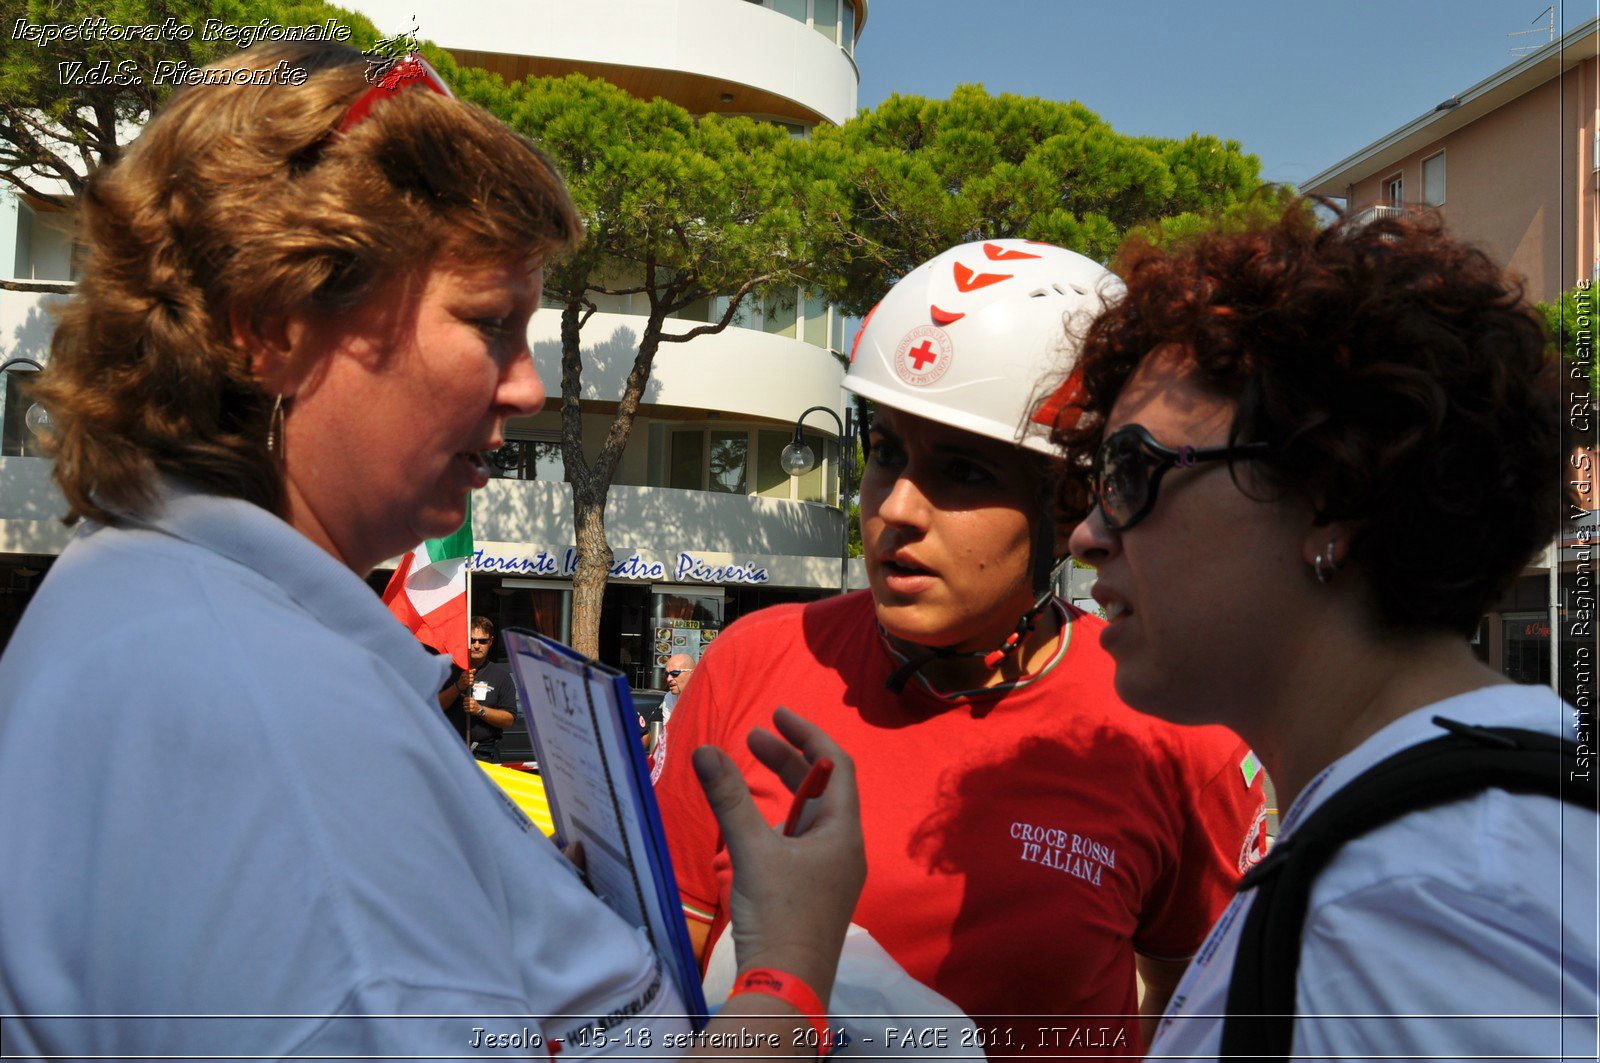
[0,42,863,1060]
[1047,205,1595,1060]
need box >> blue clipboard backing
[501,628,709,1028]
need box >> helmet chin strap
[882,552,1073,696]
[882,582,1061,694]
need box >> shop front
[1478,510,1597,707]
[1498,611,1553,687]
[464,542,860,692]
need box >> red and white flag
[382,498,474,668]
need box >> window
[754,0,854,53]
[762,290,798,338]
[1382,173,1403,208]
[15,202,76,281]
[803,291,829,347]
[669,430,706,490]
[719,294,757,329]
[504,579,572,645]
[796,435,834,504]
[1422,153,1445,206]
[589,289,628,314]
[755,428,829,502]
[678,296,713,323]
[650,589,724,689]
[756,430,796,498]
[813,0,838,42]
[659,425,835,503]
[708,430,749,493]
[487,433,564,481]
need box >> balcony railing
[1350,204,1408,227]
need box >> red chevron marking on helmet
[1031,368,1086,429]
[929,304,965,324]
[952,261,1012,292]
[983,243,1041,261]
[851,301,881,364]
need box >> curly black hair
[1047,204,1560,637]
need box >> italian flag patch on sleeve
[1239,750,1262,788]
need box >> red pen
[782,757,834,837]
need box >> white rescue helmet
[845,239,1122,451]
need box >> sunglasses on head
[1092,424,1272,533]
[337,52,453,133]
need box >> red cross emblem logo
[893,326,953,387]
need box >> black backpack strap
[1220,718,1596,1062]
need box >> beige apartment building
[1304,15,1598,304]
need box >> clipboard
[501,628,709,1028]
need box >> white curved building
[0,0,869,685]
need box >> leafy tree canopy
[445,67,840,327]
[813,84,1269,312]
[1,0,382,206]
[1540,283,1599,399]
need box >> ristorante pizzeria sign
[468,547,770,585]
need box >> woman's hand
[691,708,865,1005]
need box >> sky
[853,0,1592,189]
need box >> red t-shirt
[652,591,1265,1057]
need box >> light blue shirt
[1153,684,1598,1062]
[0,484,687,1058]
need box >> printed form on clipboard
[502,628,709,1029]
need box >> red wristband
[728,967,832,1055]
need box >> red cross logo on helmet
[892,326,954,387]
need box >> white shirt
[0,484,688,1058]
[1152,684,1598,1062]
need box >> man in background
[660,654,695,723]
[444,617,519,761]
[646,654,696,775]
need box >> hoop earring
[266,394,286,462]
[1313,539,1339,585]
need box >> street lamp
[783,404,854,594]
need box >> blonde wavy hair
[36,42,581,525]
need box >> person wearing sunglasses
[440,615,518,760]
[0,42,867,1059]
[1049,205,1595,1060]
[665,656,697,700]
[655,239,1264,1055]
[645,653,698,761]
